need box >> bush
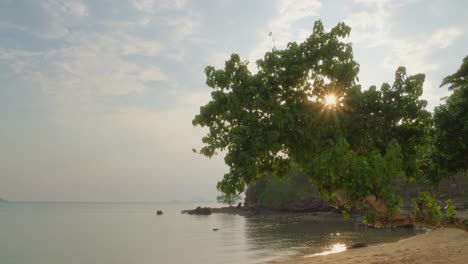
[413,192,442,224]
[444,199,457,223]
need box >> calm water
[0,202,423,264]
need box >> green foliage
[412,194,458,225]
[362,210,378,227]
[193,20,433,223]
[244,167,319,209]
[216,193,242,207]
[433,56,468,178]
[440,56,468,91]
[413,192,443,224]
[444,199,457,223]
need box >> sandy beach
[278,228,468,264]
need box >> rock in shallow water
[348,242,367,249]
[181,206,212,215]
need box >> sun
[324,94,337,106]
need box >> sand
[277,228,468,264]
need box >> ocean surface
[0,202,424,264]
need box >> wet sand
[277,228,468,264]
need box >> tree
[216,193,242,207]
[433,56,468,178]
[193,21,431,226]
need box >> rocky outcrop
[182,206,212,215]
[156,210,163,215]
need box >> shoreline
[275,227,468,264]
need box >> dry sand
[277,228,468,264]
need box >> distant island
[0,197,6,202]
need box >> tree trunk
[365,195,413,227]
[333,191,413,227]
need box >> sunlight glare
[324,94,337,107]
[312,243,347,256]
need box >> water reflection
[312,243,347,256]
[243,214,424,258]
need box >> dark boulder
[347,242,367,249]
[156,210,163,215]
[182,206,212,215]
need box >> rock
[156,210,163,215]
[212,228,219,231]
[347,242,367,249]
[237,202,242,208]
[182,206,212,215]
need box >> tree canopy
[433,56,468,177]
[193,21,446,225]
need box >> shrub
[413,192,442,224]
[444,199,457,223]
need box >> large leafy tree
[433,56,468,178]
[193,21,431,226]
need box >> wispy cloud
[1,30,165,97]
[344,0,464,109]
[383,27,464,73]
[248,0,321,67]
[346,0,464,73]
[164,12,200,41]
[0,0,88,39]
[133,0,186,12]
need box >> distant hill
[0,197,6,202]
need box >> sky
[0,0,467,202]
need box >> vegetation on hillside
[244,167,322,210]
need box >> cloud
[344,0,405,47]
[344,0,465,110]
[248,0,322,67]
[0,0,88,39]
[1,31,166,97]
[345,1,464,74]
[133,0,186,12]
[430,27,464,49]
[74,31,163,56]
[383,27,464,73]
[353,0,390,6]
[206,50,231,69]
[128,0,200,62]
[43,0,88,17]
[132,0,158,12]
[180,90,211,107]
[130,0,189,26]
[164,11,201,41]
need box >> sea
[0,202,424,264]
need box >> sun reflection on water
[312,243,347,256]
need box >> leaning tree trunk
[364,195,413,227]
[333,191,413,227]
